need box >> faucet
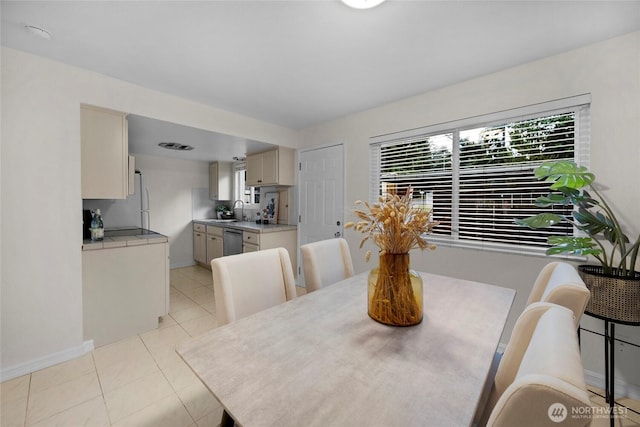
[233,200,245,221]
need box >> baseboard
[170,260,197,269]
[584,369,640,401]
[0,340,94,382]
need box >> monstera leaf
[515,213,564,228]
[515,160,638,277]
[534,192,572,207]
[535,161,595,190]
[546,236,602,257]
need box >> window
[233,162,260,205]
[370,95,591,253]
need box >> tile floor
[1,265,639,427]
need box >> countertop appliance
[83,171,150,230]
[83,209,94,239]
[223,228,243,256]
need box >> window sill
[425,235,588,262]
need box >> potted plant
[516,160,640,323]
[215,205,227,219]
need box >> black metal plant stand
[583,311,640,427]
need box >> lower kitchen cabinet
[193,224,206,264]
[206,226,224,264]
[243,229,297,276]
[243,242,259,253]
[194,224,224,267]
[193,221,297,276]
[82,241,169,347]
[242,231,260,252]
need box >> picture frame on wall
[263,192,279,224]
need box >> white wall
[134,155,210,268]
[2,31,639,395]
[299,32,640,395]
[0,47,297,380]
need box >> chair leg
[220,409,235,427]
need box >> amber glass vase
[368,253,423,326]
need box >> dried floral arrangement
[345,190,439,259]
[346,189,439,326]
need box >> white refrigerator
[83,172,150,230]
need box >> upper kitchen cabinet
[210,161,232,201]
[81,104,130,199]
[246,147,294,187]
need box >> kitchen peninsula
[82,228,169,347]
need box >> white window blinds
[370,95,591,251]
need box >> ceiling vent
[24,25,52,40]
[158,142,194,151]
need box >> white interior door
[298,144,345,283]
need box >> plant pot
[578,265,640,324]
[368,253,423,326]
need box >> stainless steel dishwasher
[223,228,243,256]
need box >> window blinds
[370,95,591,251]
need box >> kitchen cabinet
[81,104,130,199]
[242,231,260,253]
[243,243,259,253]
[209,161,233,201]
[206,226,224,264]
[242,229,297,276]
[82,240,169,347]
[277,187,292,224]
[193,223,207,264]
[246,147,295,187]
[194,223,225,267]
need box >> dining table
[176,271,515,427]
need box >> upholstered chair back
[527,262,590,327]
[482,302,592,427]
[301,238,354,293]
[212,247,296,326]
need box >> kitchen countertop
[83,227,168,251]
[192,219,297,233]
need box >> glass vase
[368,253,423,326]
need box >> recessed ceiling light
[341,0,386,9]
[24,25,52,40]
[158,142,194,151]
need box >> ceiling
[2,1,639,160]
[127,114,275,162]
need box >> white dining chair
[300,237,354,293]
[479,302,592,426]
[526,261,590,327]
[212,247,297,326]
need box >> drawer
[206,225,224,237]
[193,223,206,232]
[243,243,259,253]
[242,231,260,246]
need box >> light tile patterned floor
[1,265,638,426]
[1,266,226,427]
